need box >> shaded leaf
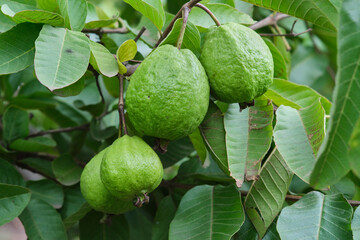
[0,184,31,226]
[57,0,87,31]
[264,78,332,114]
[152,196,176,240]
[244,148,293,238]
[20,158,55,178]
[0,158,25,186]
[123,0,165,31]
[52,154,82,186]
[2,106,29,145]
[159,137,195,168]
[189,128,207,163]
[263,38,288,79]
[26,179,64,209]
[19,198,68,240]
[188,3,254,31]
[169,185,244,240]
[159,18,201,57]
[80,210,129,240]
[274,101,326,183]
[34,24,90,90]
[60,185,91,228]
[0,23,42,75]
[241,0,340,30]
[89,40,118,77]
[310,0,360,188]
[0,10,16,33]
[277,191,353,240]
[85,3,118,29]
[9,136,56,153]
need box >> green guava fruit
[100,135,163,200]
[126,44,210,140]
[80,149,135,214]
[200,22,274,103]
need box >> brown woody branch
[27,124,89,138]
[250,13,289,30]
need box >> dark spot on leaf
[66,49,73,53]
[147,96,150,99]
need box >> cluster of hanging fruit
[80,22,273,214]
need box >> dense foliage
[0,0,360,239]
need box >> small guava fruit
[126,44,210,140]
[200,22,274,103]
[100,135,163,200]
[80,149,135,214]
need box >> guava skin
[100,135,163,200]
[200,22,274,103]
[126,44,210,140]
[80,149,135,214]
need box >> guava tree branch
[176,6,191,49]
[82,27,128,34]
[259,28,312,37]
[250,13,289,30]
[155,0,203,47]
[160,181,360,206]
[27,124,90,138]
[134,27,146,42]
[117,74,128,136]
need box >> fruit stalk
[176,6,190,49]
[117,74,128,136]
[194,3,221,26]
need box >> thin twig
[134,27,146,42]
[259,28,312,37]
[177,6,190,49]
[88,65,105,104]
[250,13,289,30]
[82,27,128,35]
[155,0,203,47]
[117,74,128,136]
[274,24,291,51]
[194,3,221,26]
[27,124,89,138]
[16,161,61,184]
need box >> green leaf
[274,101,326,183]
[0,184,31,226]
[9,137,56,153]
[52,77,85,97]
[352,206,360,240]
[34,25,90,91]
[169,185,244,240]
[80,210,130,240]
[199,101,229,174]
[224,96,273,185]
[1,3,64,26]
[19,198,68,240]
[264,78,332,114]
[263,38,288,80]
[60,185,91,228]
[0,10,16,33]
[189,128,207,163]
[277,192,353,240]
[0,23,42,75]
[349,118,360,178]
[26,179,64,209]
[37,0,59,12]
[241,0,341,30]
[188,3,254,31]
[89,40,118,77]
[20,158,55,178]
[85,3,118,29]
[123,0,165,31]
[159,137,195,168]
[117,39,137,62]
[0,158,25,186]
[152,196,176,240]
[310,0,360,189]
[57,0,87,31]
[52,154,82,186]
[244,148,293,238]
[159,18,201,57]
[2,106,29,145]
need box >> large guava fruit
[126,44,210,140]
[200,22,274,103]
[100,135,163,200]
[80,149,135,214]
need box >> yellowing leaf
[116,39,137,63]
